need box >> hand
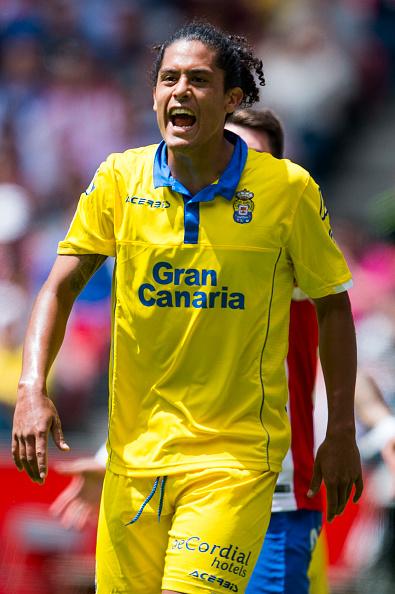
[308,433,363,522]
[50,458,105,530]
[12,385,70,484]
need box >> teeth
[169,108,195,116]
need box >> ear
[225,87,244,115]
[153,88,157,112]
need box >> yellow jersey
[58,131,352,477]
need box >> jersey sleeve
[58,156,117,257]
[286,175,352,298]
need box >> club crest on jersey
[233,189,254,224]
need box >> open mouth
[169,108,196,129]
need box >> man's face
[225,122,272,154]
[153,39,242,152]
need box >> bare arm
[12,253,107,484]
[309,291,363,521]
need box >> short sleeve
[286,176,352,298]
[58,156,117,257]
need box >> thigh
[162,468,278,594]
[96,470,172,594]
[246,510,322,594]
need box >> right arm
[12,253,107,484]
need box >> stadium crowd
[0,1,395,593]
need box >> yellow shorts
[96,467,278,594]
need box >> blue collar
[153,129,248,203]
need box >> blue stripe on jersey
[183,198,200,244]
[153,129,248,245]
[153,130,247,203]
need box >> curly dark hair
[150,20,265,108]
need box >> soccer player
[12,21,362,594]
[226,109,327,594]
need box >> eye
[191,76,207,84]
[161,74,177,84]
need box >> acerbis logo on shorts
[189,570,238,592]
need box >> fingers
[26,435,42,482]
[12,433,23,471]
[12,424,69,484]
[51,415,70,452]
[307,464,322,498]
[36,430,48,481]
[17,435,42,483]
[326,482,339,523]
[353,474,364,503]
[12,397,69,483]
[326,476,363,522]
[336,481,353,517]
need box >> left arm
[309,291,363,521]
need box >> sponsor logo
[189,570,239,591]
[172,537,250,578]
[125,195,170,209]
[233,189,254,224]
[138,261,245,309]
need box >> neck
[167,135,234,195]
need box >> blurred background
[0,0,394,593]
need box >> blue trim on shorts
[246,510,322,594]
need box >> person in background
[226,109,327,594]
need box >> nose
[173,75,190,101]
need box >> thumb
[51,415,70,452]
[307,464,322,498]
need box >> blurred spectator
[18,37,131,212]
[257,16,359,175]
[0,182,32,286]
[0,2,394,591]
[0,281,28,432]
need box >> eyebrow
[159,67,212,76]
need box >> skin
[226,120,363,522]
[310,292,362,521]
[12,39,244,486]
[153,39,243,194]
[13,39,362,594]
[12,254,106,484]
[12,39,245,594]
